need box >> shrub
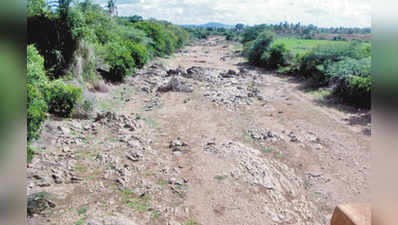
[133,21,166,56]
[261,43,291,69]
[102,41,136,81]
[334,75,371,108]
[27,45,49,87]
[126,41,148,69]
[163,30,178,55]
[241,25,268,43]
[247,31,275,66]
[44,80,82,117]
[297,43,362,86]
[27,84,48,142]
[328,57,371,108]
[27,45,49,142]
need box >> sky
[94,0,371,28]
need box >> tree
[107,0,118,17]
[128,15,143,23]
[27,0,50,17]
[235,23,244,31]
[58,0,73,17]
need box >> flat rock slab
[331,204,371,225]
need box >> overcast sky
[94,0,371,27]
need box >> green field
[273,38,347,56]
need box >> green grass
[273,38,347,56]
[157,179,168,186]
[184,218,200,225]
[214,175,225,181]
[151,210,160,220]
[120,189,152,212]
[74,216,88,225]
[308,89,331,103]
[77,206,88,216]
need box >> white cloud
[103,0,371,27]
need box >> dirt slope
[27,36,370,225]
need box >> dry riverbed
[27,36,370,225]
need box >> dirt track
[27,36,370,225]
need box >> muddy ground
[27,36,370,225]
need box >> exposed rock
[27,192,56,217]
[157,77,194,93]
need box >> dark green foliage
[102,41,136,82]
[27,45,49,142]
[125,41,148,69]
[77,1,116,44]
[44,80,82,117]
[261,43,291,69]
[247,31,275,66]
[334,75,371,108]
[27,14,78,79]
[241,25,269,43]
[27,0,50,17]
[185,27,209,40]
[328,57,371,108]
[133,21,167,57]
[126,15,144,23]
[297,42,366,86]
[27,84,48,142]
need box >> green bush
[133,21,166,56]
[247,31,275,66]
[125,41,148,69]
[27,45,49,142]
[298,43,361,86]
[44,80,82,117]
[27,84,48,142]
[163,30,178,55]
[328,57,371,108]
[185,27,209,40]
[334,75,371,108]
[103,41,136,81]
[241,25,268,43]
[27,45,49,87]
[261,43,291,69]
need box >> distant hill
[181,22,234,29]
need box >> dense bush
[27,84,48,142]
[247,31,275,66]
[27,45,49,142]
[133,21,167,57]
[329,57,371,108]
[44,80,82,117]
[297,42,366,86]
[102,41,136,81]
[241,25,268,43]
[126,41,148,69]
[334,75,371,108]
[261,43,291,69]
[185,27,209,40]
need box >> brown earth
[27,36,370,225]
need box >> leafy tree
[58,0,73,18]
[235,23,244,31]
[27,0,51,17]
[107,0,118,17]
[128,15,143,23]
[247,31,275,66]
